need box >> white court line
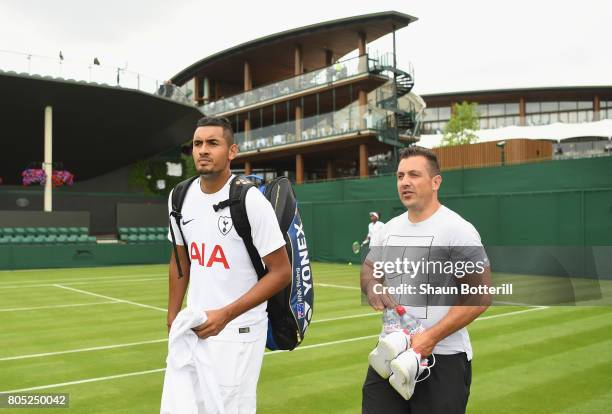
[0,368,168,393]
[0,312,380,362]
[494,300,548,308]
[65,277,165,287]
[316,283,360,290]
[0,273,164,285]
[312,312,379,323]
[0,305,547,364]
[0,275,165,289]
[0,339,168,362]
[0,335,380,393]
[0,301,120,313]
[266,334,380,355]
[477,305,549,320]
[0,306,548,393]
[53,285,167,313]
[0,279,349,290]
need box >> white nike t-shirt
[367,220,385,240]
[367,205,488,360]
[168,175,286,342]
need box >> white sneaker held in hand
[388,349,430,400]
[368,330,411,378]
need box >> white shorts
[161,334,267,414]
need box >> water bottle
[382,307,401,336]
[395,305,425,336]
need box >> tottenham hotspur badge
[218,216,233,236]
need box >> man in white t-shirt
[161,116,291,413]
[364,212,385,245]
[361,146,491,414]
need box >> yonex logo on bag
[295,222,312,296]
[218,216,233,235]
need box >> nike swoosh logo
[182,219,195,225]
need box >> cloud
[0,0,610,92]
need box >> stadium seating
[118,226,168,244]
[0,227,96,245]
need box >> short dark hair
[196,116,234,145]
[399,146,441,177]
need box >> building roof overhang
[171,11,417,87]
[0,71,201,185]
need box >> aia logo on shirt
[218,216,233,236]
[190,242,230,269]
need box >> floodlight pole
[44,106,53,212]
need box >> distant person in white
[361,146,491,414]
[161,116,291,413]
[364,212,384,245]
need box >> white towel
[161,308,225,414]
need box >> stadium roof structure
[171,11,417,86]
[0,70,201,185]
[421,85,612,106]
[418,119,612,148]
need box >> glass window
[578,101,592,110]
[488,117,498,129]
[488,103,505,117]
[505,103,520,115]
[422,123,435,134]
[478,104,488,117]
[504,116,519,127]
[438,107,451,120]
[541,102,558,112]
[542,113,552,124]
[526,102,540,113]
[568,112,578,123]
[424,108,439,121]
[559,101,577,111]
[479,118,488,129]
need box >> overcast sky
[0,0,609,95]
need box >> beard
[198,168,220,178]
[197,161,228,179]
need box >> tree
[440,101,480,147]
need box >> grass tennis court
[1,262,611,413]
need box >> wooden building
[171,11,422,183]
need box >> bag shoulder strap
[171,175,199,214]
[215,176,267,279]
[169,175,199,278]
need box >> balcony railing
[202,54,374,116]
[0,49,191,105]
[236,105,390,152]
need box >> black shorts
[362,352,472,414]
